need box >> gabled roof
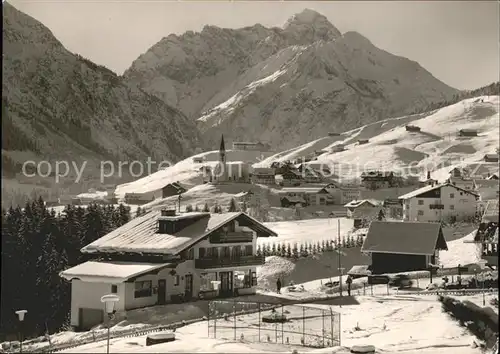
[81,211,277,255]
[361,221,448,255]
[474,179,500,189]
[59,261,175,282]
[484,154,499,160]
[282,196,306,203]
[344,199,382,208]
[487,173,499,180]
[280,187,328,194]
[398,183,479,199]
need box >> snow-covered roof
[59,261,174,283]
[81,211,277,255]
[279,187,327,194]
[344,199,382,208]
[398,183,479,199]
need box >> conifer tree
[276,243,282,255]
[286,243,292,258]
[136,206,143,217]
[271,242,277,256]
[292,243,299,258]
[185,204,193,212]
[228,198,237,212]
[256,244,262,257]
[203,203,210,212]
[194,205,200,212]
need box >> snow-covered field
[439,230,482,268]
[259,218,354,246]
[60,294,483,354]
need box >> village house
[358,139,369,145]
[192,156,204,163]
[487,173,499,180]
[360,171,399,190]
[310,182,361,205]
[361,221,448,274]
[383,198,404,219]
[398,183,479,223]
[124,192,155,205]
[279,187,332,207]
[251,167,276,185]
[160,182,188,199]
[459,129,478,137]
[470,200,498,268]
[232,141,270,151]
[278,170,303,186]
[483,154,499,163]
[296,164,323,184]
[59,209,277,330]
[344,199,383,220]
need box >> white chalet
[398,183,479,222]
[59,209,277,330]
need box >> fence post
[214,302,217,339]
[322,310,325,347]
[302,306,305,346]
[258,302,261,342]
[281,305,284,344]
[233,300,236,341]
[371,284,373,296]
[339,311,342,346]
[207,301,210,337]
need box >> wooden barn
[161,182,188,199]
[405,125,421,132]
[358,139,369,145]
[484,154,499,163]
[361,221,448,274]
[459,129,478,137]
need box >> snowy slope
[255,95,499,182]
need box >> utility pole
[337,218,343,298]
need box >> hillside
[2,2,201,200]
[112,95,499,211]
[255,95,500,181]
[123,8,459,150]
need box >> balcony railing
[209,231,253,244]
[429,204,444,210]
[195,255,265,269]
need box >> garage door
[79,308,104,330]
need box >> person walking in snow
[346,275,353,296]
[276,278,282,294]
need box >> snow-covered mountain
[124,8,459,150]
[115,95,499,206]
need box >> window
[245,245,253,256]
[251,272,257,286]
[111,285,118,294]
[243,269,252,288]
[174,275,180,286]
[450,193,455,198]
[450,205,455,210]
[199,247,206,258]
[232,246,241,259]
[134,280,152,298]
[418,200,424,205]
[188,248,194,260]
[222,246,230,258]
[418,210,424,216]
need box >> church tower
[215,135,228,183]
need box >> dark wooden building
[162,182,187,198]
[361,221,448,274]
[405,125,421,132]
[358,139,369,145]
[472,200,498,268]
[484,154,499,163]
[459,129,478,137]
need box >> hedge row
[257,234,365,258]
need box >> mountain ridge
[123,8,459,150]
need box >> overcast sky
[8,0,500,90]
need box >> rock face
[124,8,459,150]
[2,2,200,169]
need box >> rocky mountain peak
[283,8,341,41]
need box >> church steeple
[220,134,226,153]
[219,135,226,163]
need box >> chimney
[161,209,176,217]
